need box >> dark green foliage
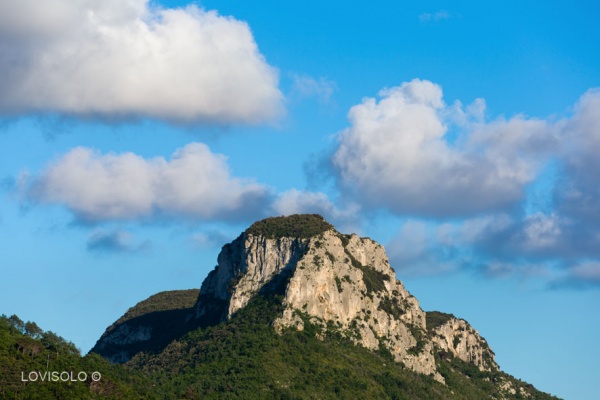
[120,292,559,399]
[453,335,462,349]
[1,294,559,400]
[91,289,208,363]
[434,351,560,400]
[245,214,334,239]
[358,264,388,294]
[344,249,362,269]
[338,234,350,248]
[378,297,404,320]
[115,289,199,325]
[425,311,455,333]
[128,294,453,399]
[326,251,335,263]
[313,254,322,266]
[406,324,426,356]
[335,277,343,292]
[343,248,389,295]
[0,314,157,400]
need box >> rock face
[91,289,199,363]
[195,234,309,321]
[92,214,499,383]
[428,315,498,371]
[272,230,439,379]
[192,214,497,382]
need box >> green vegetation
[378,296,404,320]
[434,351,556,400]
[91,289,206,364]
[342,248,389,296]
[313,254,322,266]
[406,324,426,356]
[245,214,334,239]
[0,314,157,399]
[1,292,560,400]
[122,291,558,399]
[426,311,455,333]
[115,289,199,325]
[326,251,336,263]
[335,277,343,292]
[128,293,454,399]
[338,233,351,248]
[356,263,389,295]
[0,212,561,399]
[453,335,462,349]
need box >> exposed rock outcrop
[93,214,498,385]
[191,214,497,382]
[195,234,309,320]
[271,230,439,379]
[427,314,498,371]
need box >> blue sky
[1,1,599,398]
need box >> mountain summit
[91,214,557,398]
[194,214,495,382]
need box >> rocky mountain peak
[193,214,497,382]
[93,214,498,382]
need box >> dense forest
[0,314,157,399]
[0,293,560,399]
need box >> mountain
[91,289,199,363]
[90,214,560,399]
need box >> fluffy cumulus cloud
[332,79,556,217]
[0,0,282,123]
[336,82,600,288]
[24,143,270,222]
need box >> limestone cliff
[426,312,498,372]
[191,214,497,382]
[93,214,498,383]
[195,234,309,321]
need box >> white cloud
[25,143,270,222]
[551,262,600,289]
[191,230,231,249]
[520,213,564,251]
[331,79,556,217]
[0,0,282,124]
[87,229,149,253]
[273,189,337,216]
[555,89,600,223]
[570,262,600,281]
[336,83,600,287]
[272,189,360,228]
[386,219,463,276]
[290,74,336,103]
[460,213,566,255]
